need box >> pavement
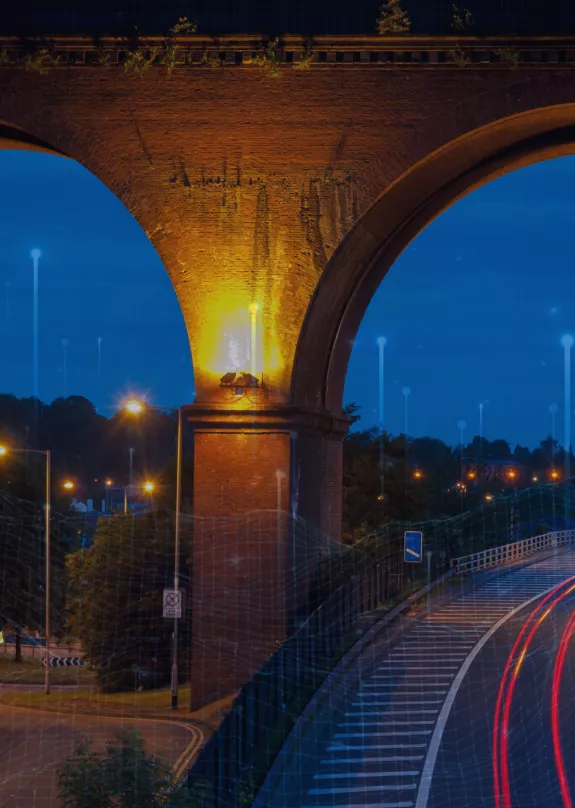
[0,697,201,807]
[256,547,575,808]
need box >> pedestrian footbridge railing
[451,530,575,574]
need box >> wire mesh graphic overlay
[188,480,575,807]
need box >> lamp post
[550,404,559,466]
[457,421,467,511]
[0,444,51,693]
[124,399,183,710]
[377,338,387,505]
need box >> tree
[343,402,362,424]
[451,4,474,32]
[57,730,190,808]
[376,0,411,34]
[0,496,70,660]
[67,512,192,691]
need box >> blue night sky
[0,149,572,449]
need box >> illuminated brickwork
[3,36,575,701]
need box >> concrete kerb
[252,545,570,807]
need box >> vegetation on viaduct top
[1,0,575,37]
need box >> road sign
[163,588,182,619]
[42,657,84,668]
[404,531,423,563]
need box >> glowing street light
[105,478,113,487]
[532,475,539,483]
[63,480,75,491]
[413,469,423,480]
[0,442,51,694]
[506,469,517,481]
[122,395,183,711]
[551,469,560,481]
[467,470,476,481]
[124,398,145,415]
[485,494,494,502]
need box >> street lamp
[63,480,75,491]
[0,443,51,694]
[123,398,183,710]
[413,469,423,480]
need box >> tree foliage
[0,495,72,659]
[66,512,192,692]
[57,730,190,808]
[377,0,411,34]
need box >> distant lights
[485,494,494,502]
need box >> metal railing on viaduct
[186,529,575,806]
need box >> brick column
[185,401,349,708]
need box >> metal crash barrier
[451,530,575,574]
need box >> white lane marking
[340,721,436,726]
[327,744,428,750]
[372,674,455,679]
[345,710,439,716]
[295,804,414,808]
[310,785,416,795]
[334,731,432,737]
[313,771,419,780]
[321,756,424,764]
[414,579,574,808]
[352,701,443,706]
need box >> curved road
[260,548,575,808]
[0,701,199,807]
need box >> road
[257,548,575,808]
[0,699,197,807]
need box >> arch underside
[0,121,66,155]
[292,102,575,415]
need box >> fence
[187,547,449,807]
[451,529,575,574]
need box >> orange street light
[506,469,517,480]
[532,475,539,483]
[143,481,155,493]
[63,480,75,491]
[124,398,145,415]
[485,494,494,502]
[0,445,6,456]
[105,478,113,487]
[467,470,476,480]
[413,469,423,480]
[551,469,560,480]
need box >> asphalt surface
[257,548,575,808]
[428,586,575,808]
[0,700,195,807]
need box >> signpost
[404,530,423,563]
[163,588,183,619]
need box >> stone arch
[292,96,575,415]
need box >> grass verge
[1,685,194,719]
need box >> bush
[57,730,190,808]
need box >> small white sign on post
[163,589,182,619]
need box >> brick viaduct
[2,34,575,703]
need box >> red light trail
[492,577,575,808]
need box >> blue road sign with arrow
[404,531,423,563]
